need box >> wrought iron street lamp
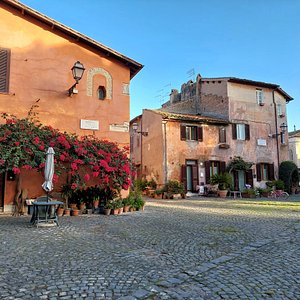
[132,122,148,136]
[68,61,85,96]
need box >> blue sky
[21,0,300,131]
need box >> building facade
[289,130,300,174]
[130,75,292,192]
[0,0,142,211]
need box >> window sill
[218,143,230,149]
[259,103,265,106]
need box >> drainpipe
[162,120,168,184]
[272,90,280,174]
[140,118,143,177]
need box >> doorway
[183,160,198,192]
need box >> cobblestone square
[0,196,299,299]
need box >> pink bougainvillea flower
[83,173,90,182]
[14,141,20,146]
[12,166,20,174]
[71,183,77,190]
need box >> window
[256,89,264,105]
[232,123,250,141]
[205,160,226,183]
[219,127,226,143]
[97,86,106,100]
[180,125,203,141]
[277,103,284,117]
[256,163,274,181]
[0,48,10,93]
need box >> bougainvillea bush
[0,113,133,192]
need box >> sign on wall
[80,119,99,130]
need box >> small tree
[279,161,299,193]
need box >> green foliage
[126,190,145,209]
[148,178,157,189]
[163,180,185,194]
[210,173,233,190]
[227,156,253,172]
[267,179,287,191]
[279,161,299,192]
[242,188,256,195]
[134,179,148,192]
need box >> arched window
[97,86,106,100]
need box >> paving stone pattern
[0,196,299,299]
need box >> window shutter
[192,165,198,192]
[205,161,210,183]
[246,169,253,187]
[0,48,10,93]
[180,126,186,140]
[268,163,275,181]
[197,126,203,142]
[219,127,226,143]
[220,161,226,173]
[232,124,237,140]
[181,165,187,190]
[245,124,250,140]
[256,164,261,182]
[233,170,239,190]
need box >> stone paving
[0,196,300,299]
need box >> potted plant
[56,205,65,217]
[210,173,232,198]
[111,200,121,215]
[103,200,113,215]
[241,188,256,198]
[163,180,185,199]
[122,197,131,212]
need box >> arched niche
[86,67,112,99]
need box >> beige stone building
[289,130,300,174]
[130,75,293,192]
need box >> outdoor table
[30,200,63,227]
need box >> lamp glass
[71,61,85,82]
[132,122,138,131]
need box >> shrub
[279,161,299,193]
[210,173,233,190]
[164,180,184,194]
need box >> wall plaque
[80,119,99,130]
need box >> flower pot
[123,205,130,213]
[79,203,86,210]
[57,207,64,217]
[103,208,111,215]
[69,203,77,209]
[218,190,228,198]
[93,200,99,208]
[129,207,135,212]
[64,209,70,216]
[71,209,79,216]
[119,207,123,214]
[111,208,119,215]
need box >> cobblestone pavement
[0,196,300,299]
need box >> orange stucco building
[131,75,293,193]
[0,0,143,212]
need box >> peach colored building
[131,75,292,192]
[289,130,300,174]
[0,0,142,212]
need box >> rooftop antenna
[156,83,171,105]
[187,68,195,79]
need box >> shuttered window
[180,125,203,141]
[256,163,275,181]
[232,123,250,140]
[0,48,10,93]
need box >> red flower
[12,166,20,174]
[14,141,20,146]
[53,174,59,183]
[84,174,90,182]
[32,137,40,145]
[92,171,99,177]
[71,183,77,190]
[22,165,32,170]
[60,154,66,161]
[39,145,45,151]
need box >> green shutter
[0,49,10,93]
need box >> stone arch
[86,67,112,99]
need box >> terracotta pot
[93,200,99,208]
[64,209,71,216]
[57,207,64,217]
[123,206,130,213]
[111,208,119,215]
[218,190,228,198]
[119,207,123,214]
[69,203,77,209]
[71,209,79,216]
[103,208,111,215]
[79,203,86,210]
[129,207,135,212]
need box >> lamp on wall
[68,61,85,96]
[132,122,148,136]
[271,122,288,138]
